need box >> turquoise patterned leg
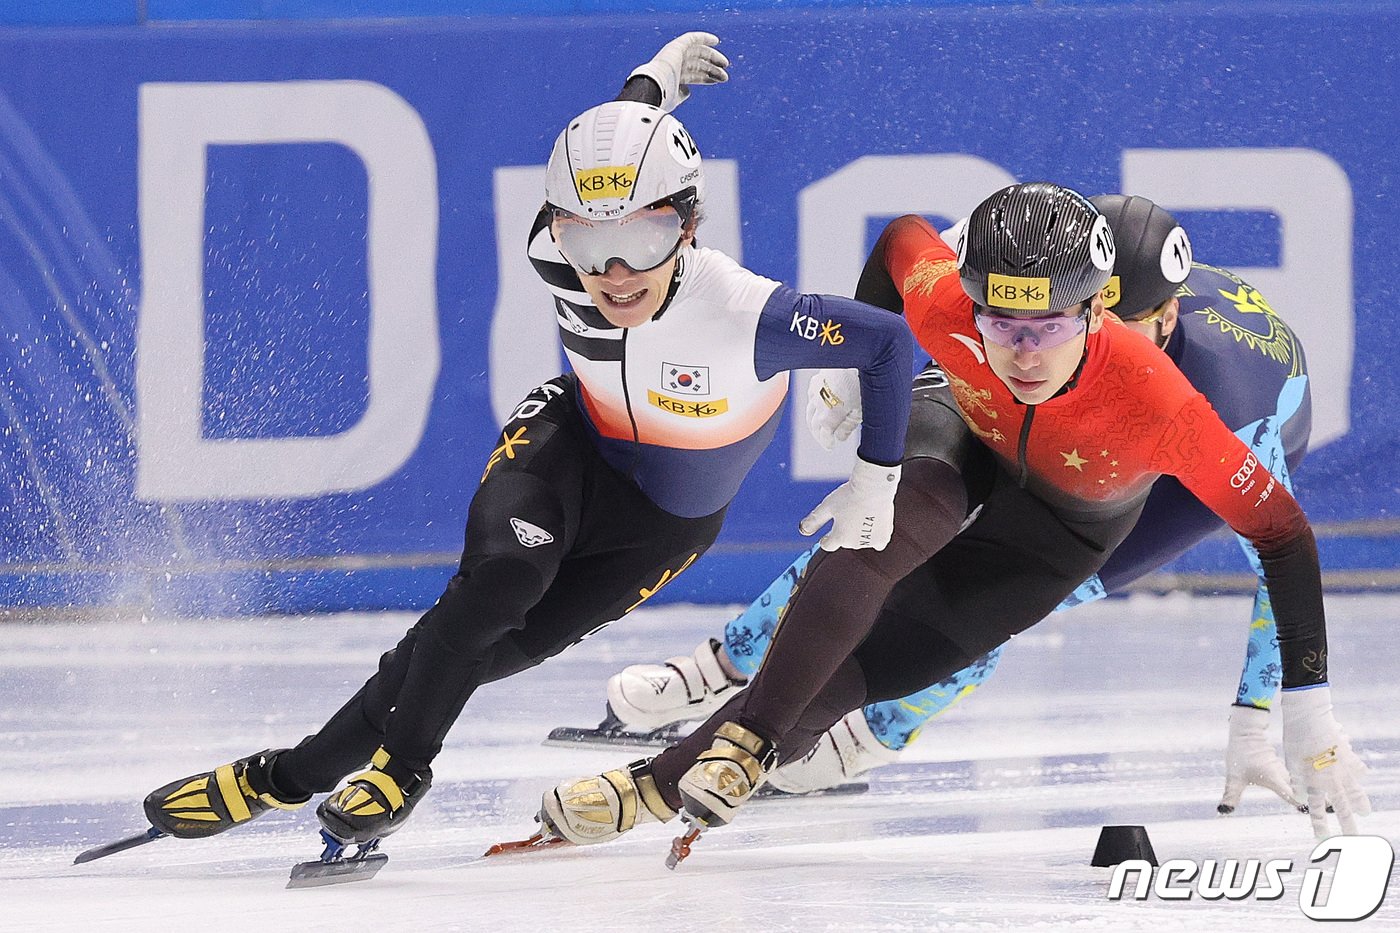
[859,570,1107,751]
[862,646,1006,750]
[1228,373,1305,711]
[1235,584,1282,709]
[721,546,818,679]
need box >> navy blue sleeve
[753,286,913,467]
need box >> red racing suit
[886,214,1327,687]
[646,214,1333,795]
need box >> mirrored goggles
[550,206,686,275]
[973,304,1090,351]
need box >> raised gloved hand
[799,458,900,551]
[1280,685,1371,838]
[806,369,863,450]
[1217,704,1305,815]
[628,32,730,113]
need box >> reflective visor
[973,305,1089,350]
[551,206,685,275]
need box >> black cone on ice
[1091,825,1157,867]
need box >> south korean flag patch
[663,362,710,395]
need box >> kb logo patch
[790,311,846,346]
[986,273,1051,311]
[575,165,637,201]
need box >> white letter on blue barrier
[1123,147,1353,447]
[137,80,440,500]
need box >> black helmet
[1089,194,1194,320]
[957,182,1116,317]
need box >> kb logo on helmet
[575,165,637,201]
[986,274,1051,311]
[1101,275,1122,309]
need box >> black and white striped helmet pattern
[957,182,1116,317]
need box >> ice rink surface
[2,593,1397,932]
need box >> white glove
[806,369,863,450]
[1217,705,1305,815]
[799,459,900,551]
[1280,686,1371,838]
[628,32,730,113]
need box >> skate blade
[755,781,869,799]
[483,831,569,857]
[665,824,703,871]
[74,827,168,865]
[541,722,688,750]
[286,852,389,889]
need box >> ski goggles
[550,200,690,276]
[973,303,1090,351]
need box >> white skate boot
[766,710,901,795]
[539,759,677,845]
[607,638,745,731]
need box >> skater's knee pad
[893,457,970,551]
[463,471,571,559]
[428,557,551,656]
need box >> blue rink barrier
[0,0,1164,27]
[0,5,1397,615]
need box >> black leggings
[274,375,725,794]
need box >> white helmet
[545,100,704,223]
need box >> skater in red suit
[538,181,1368,859]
